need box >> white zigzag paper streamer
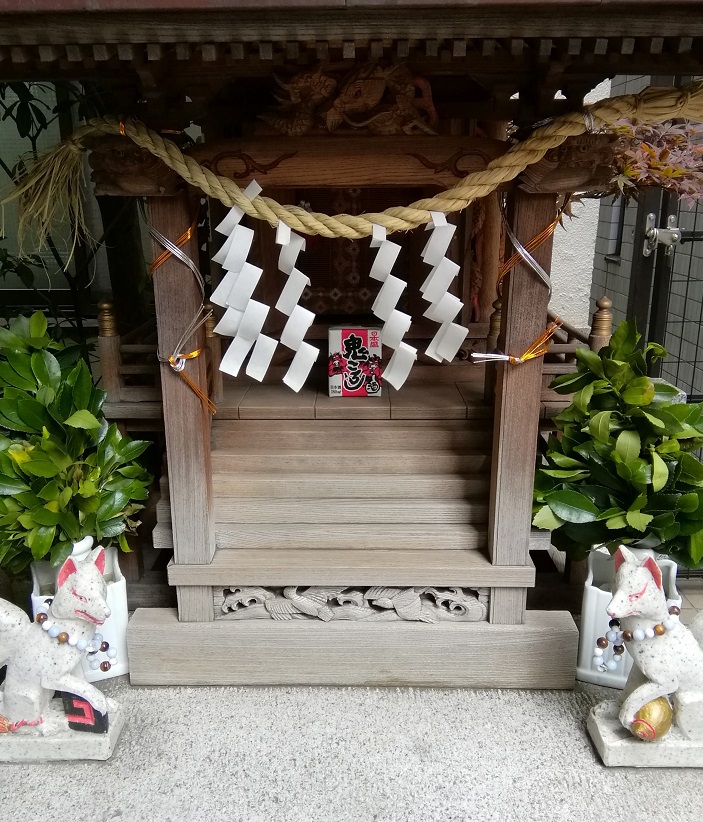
[420,211,469,364]
[368,224,416,389]
[212,190,319,390]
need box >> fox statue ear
[90,546,106,575]
[57,557,77,588]
[614,547,627,575]
[643,556,663,589]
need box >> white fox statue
[0,546,111,732]
[607,546,703,740]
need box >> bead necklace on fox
[34,604,118,674]
[591,605,681,672]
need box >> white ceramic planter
[31,537,129,682]
[576,547,681,689]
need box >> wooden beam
[147,192,214,622]
[487,191,557,624]
[128,608,578,688]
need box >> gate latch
[643,213,682,257]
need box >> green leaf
[679,492,699,513]
[28,524,55,561]
[545,489,600,523]
[72,361,93,410]
[547,453,587,469]
[59,487,72,509]
[0,326,29,352]
[532,505,565,530]
[540,469,589,480]
[575,347,605,377]
[652,380,681,403]
[0,360,36,391]
[23,459,60,478]
[31,350,61,391]
[680,453,703,487]
[50,541,73,567]
[646,341,667,362]
[573,381,595,413]
[626,510,654,532]
[7,351,36,385]
[0,475,30,495]
[117,439,150,464]
[96,490,130,522]
[608,320,639,359]
[37,481,60,501]
[35,385,55,407]
[589,411,612,444]
[98,517,126,538]
[656,438,681,454]
[549,370,595,394]
[615,429,641,464]
[690,529,703,565]
[64,410,101,430]
[32,506,61,526]
[622,377,655,406]
[606,514,628,529]
[17,399,46,432]
[28,311,47,339]
[118,532,131,553]
[651,451,669,492]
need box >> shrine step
[128,610,578,688]
[210,420,492,451]
[210,449,491,474]
[167,548,534,587]
[152,522,487,552]
[156,498,488,525]
[210,473,490,498]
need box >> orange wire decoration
[167,349,217,415]
[472,318,563,365]
[148,221,197,274]
[497,198,570,289]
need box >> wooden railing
[97,299,223,421]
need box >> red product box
[328,327,383,397]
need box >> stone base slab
[588,700,703,768]
[0,698,124,762]
[128,607,578,688]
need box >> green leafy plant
[533,320,703,568]
[0,312,151,574]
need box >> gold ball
[631,697,673,742]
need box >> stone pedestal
[588,700,703,767]
[0,698,124,762]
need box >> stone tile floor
[674,576,703,624]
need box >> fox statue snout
[606,546,669,623]
[50,547,111,625]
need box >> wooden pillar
[488,191,557,624]
[97,299,122,403]
[588,295,613,352]
[147,192,214,623]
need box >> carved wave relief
[214,586,489,623]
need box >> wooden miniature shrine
[3,1,703,688]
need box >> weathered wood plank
[153,522,488,553]
[211,422,492,450]
[176,586,213,623]
[157,497,488,525]
[148,193,214,620]
[389,383,468,419]
[128,609,578,688]
[237,383,317,419]
[209,472,490,498]
[210,449,492,474]
[315,391,391,419]
[487,193,556,617]
[167,548,534,587]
